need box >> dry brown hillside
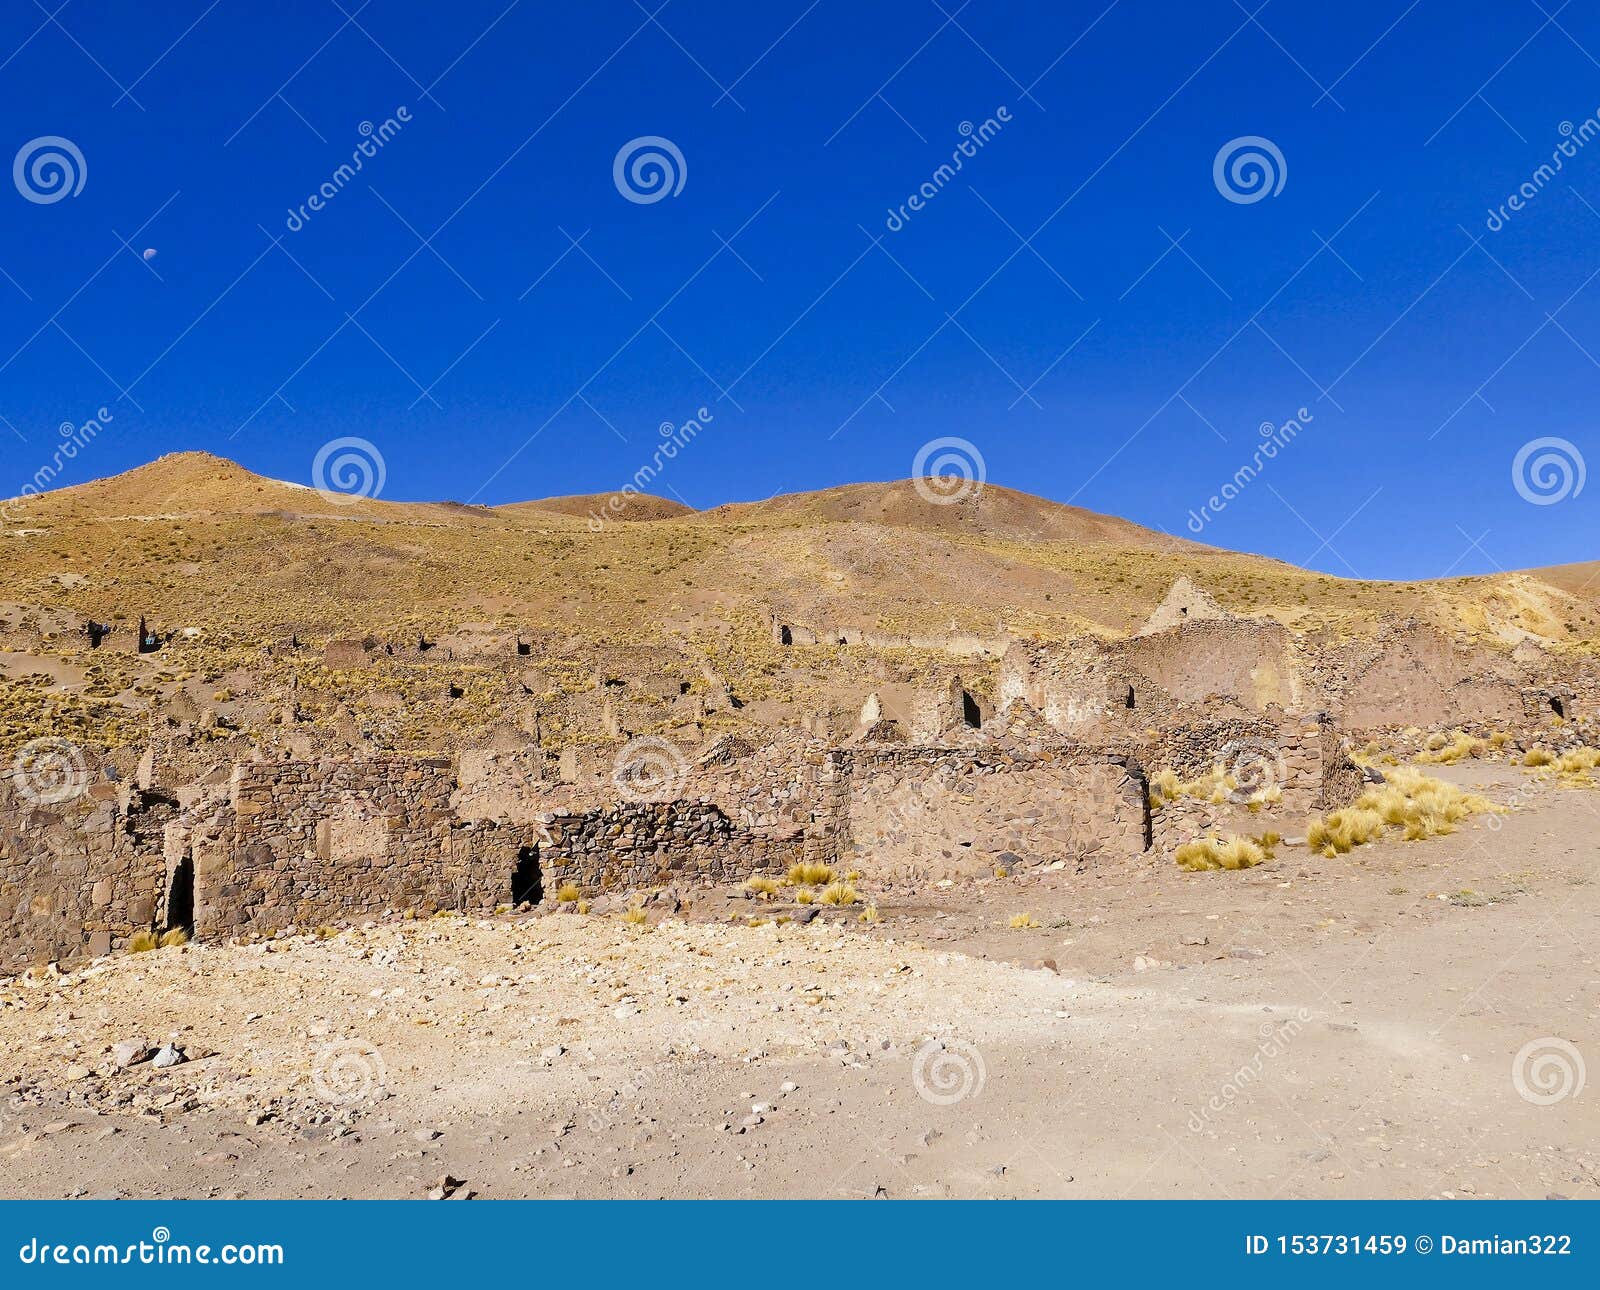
[0,452,1595,759]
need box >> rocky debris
[427,1174,470,1200]
[111,1039,151,1069]
[151,1043,186,1069]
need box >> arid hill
[1,451,1595,759]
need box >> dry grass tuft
[1416,731,1483,764]
[1008,912,1040,928]
[1308,767,1499,856]
[786,862,835,887]
[744,875,781,899]
[1523,748,1554,767]
[858,905,881,924]
[1174,834,1266,872]
[553,881,582,903]
[158,928,189,948]
[622,901,649,927]
[127,930,160,953]
[795,887,815,905]
[819,881,858,906]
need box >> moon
[142,248,158,261]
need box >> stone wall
[0,781,171,968]
[1148,717,1363,853]
[535,802,798,895]
[835,744,1149,881]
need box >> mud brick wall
[834,745,1149,881]
[0,784,171,969]
[535,801,797,894]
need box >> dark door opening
[961,691,982,727]
[1551,696,1566,719]
[511,846,541,906]
[1124,685,1136,710]
[166,855,194,933]
[779,626,792,645]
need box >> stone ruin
[4,584,1598,970]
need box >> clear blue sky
[2,0,1597,579]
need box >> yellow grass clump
[819,881,858,906]
[1523,748,1554,767]
[1308,767,1499,856]
[553,882,582,903]
[858,905,881,924]
[158,928,188,948]
[127,930,160,953]
[744,875,781,899]
[1008,912,1040,928]
[622,902,649,927]
[1174,834,1267,872]
[795,887,814,905]
[787,862,835,887]
[1416,731,1484,765]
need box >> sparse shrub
[819,881,857,906]
[158,928,188,948]
[127,930,159,953]
[745,875,780,899]
[1416,731,1483,765]
[1523,748,1554,767]
[575,899,590,915]
[622,902,648,927]
[554,882,582,903]
[1174,835,1265,872]
[1008,912,1040,928]
[786,862,834,887]
[858,905,881,924]
[795,888,815,905]
[1308,767,1498,856]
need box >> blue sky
[1,0,1598,578]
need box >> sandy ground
[1,762,1596,1200]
